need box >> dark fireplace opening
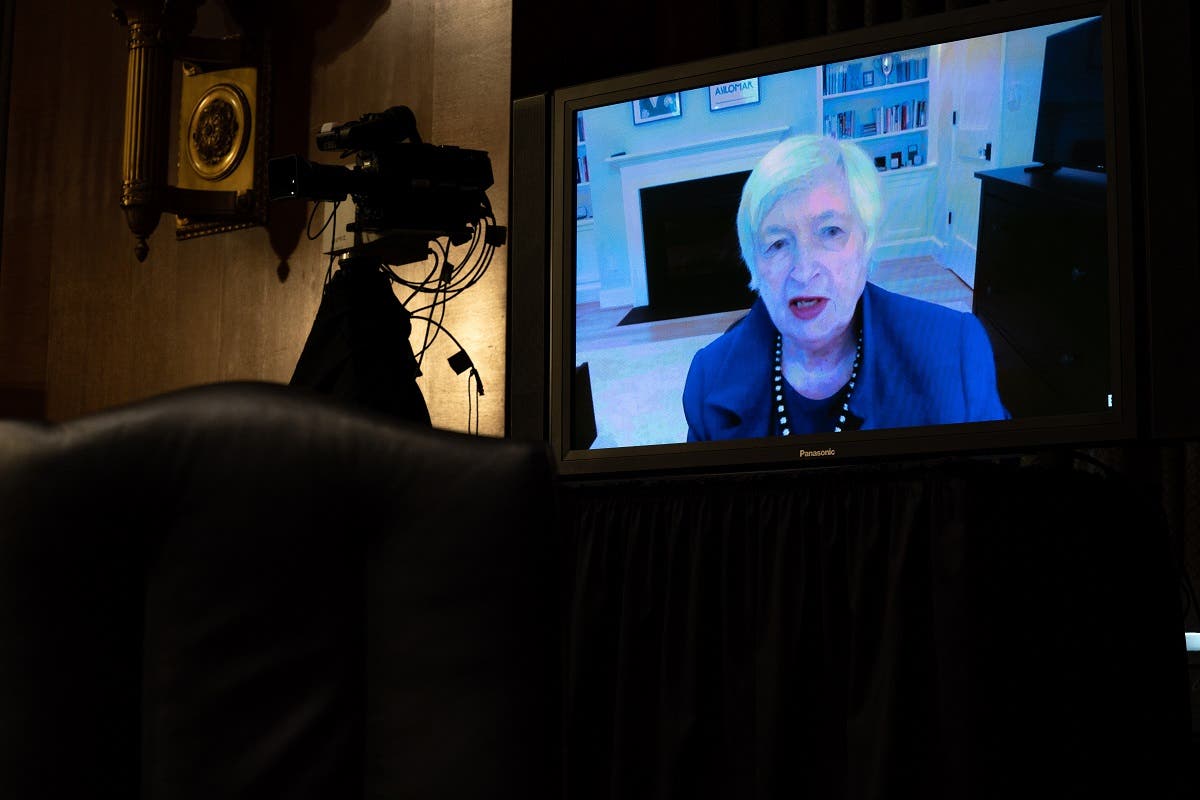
[617,170,756,326]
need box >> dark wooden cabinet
[972,166,1110,417]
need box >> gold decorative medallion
[186,83,250,181]
[174,55,271,240]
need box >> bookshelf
[575,115,593,226]
[820,48,932,172]
[820,47,937,258]
[574,113,599,302]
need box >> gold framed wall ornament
[113,1,270,258]
[174,53,271,240]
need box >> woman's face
[753,164,869,356]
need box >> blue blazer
[682,282,1009,441]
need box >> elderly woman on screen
[682,134,1009,441]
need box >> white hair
[736,135,882,291]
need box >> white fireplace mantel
[605,126,791,308]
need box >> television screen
[549,0,1135,475]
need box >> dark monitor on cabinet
[1032,17,1107,172]
[523,0,1141,477]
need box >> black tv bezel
[545,0,1137,478]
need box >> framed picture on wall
[708,77,760,111]
[632,93,681,124]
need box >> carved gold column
[112,1,199,261]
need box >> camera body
[268,106,496,263]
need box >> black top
[775,379,845,436]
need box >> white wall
[577,68,819,303]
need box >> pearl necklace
[772,328,863,435]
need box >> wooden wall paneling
[29,0,306,419]
[39,10,131,419]
[0,0,13,285]
[246,239,315,385]
[2,0,511,430]
[0,0,59,416]
[305,0,435,189]
[221,228,313,385]
[128,235,179,398]
[420,0,511,436]
[217,233,266,381]
[0,231,51,418]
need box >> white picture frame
[708,77,760,111]
[632,93,681,125]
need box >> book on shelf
[827,50,928,94]
[822,106,934,139]
[825,63,860,96]
[880,52,930,85]
[903,54,928,82]
[873,98,927,134]
[576,115,586,143]
[823,110,857,139]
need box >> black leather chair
[0,382,559,800]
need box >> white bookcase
[819,47,938,258]
[819,47,933,170]
[575,117,593,228]
[574,115,599,303]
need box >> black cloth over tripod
[291,262,431,426]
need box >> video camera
[268,106,503,265]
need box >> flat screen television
[541,0,1137,477]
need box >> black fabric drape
[560,458,1190,799]
[1089,443,1200,629]
[290,263,432,426]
